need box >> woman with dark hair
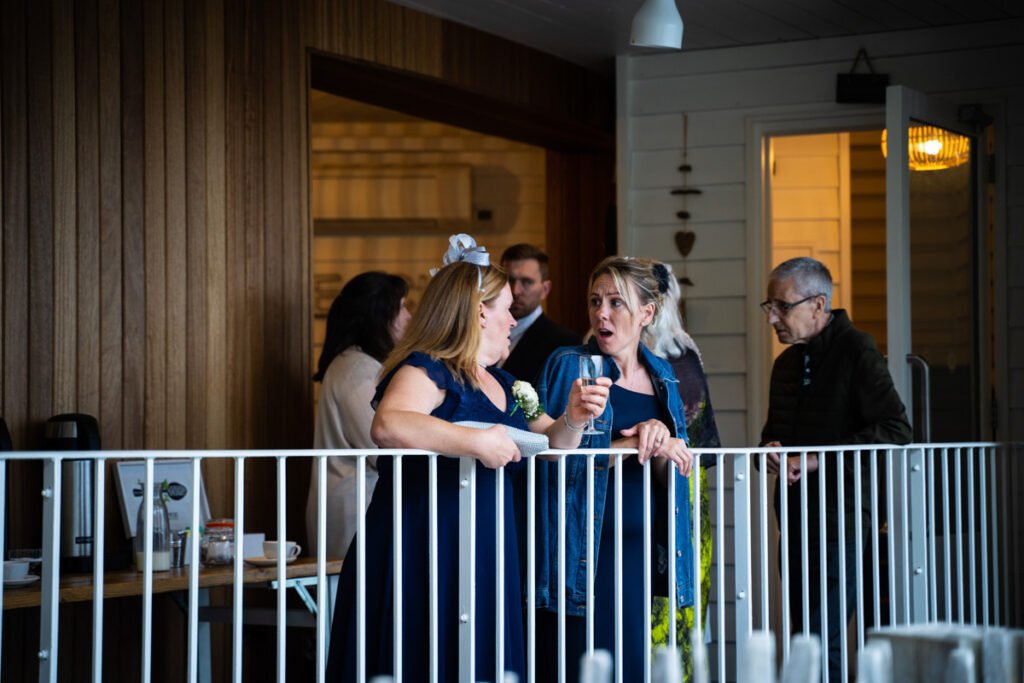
[306,271,411,559]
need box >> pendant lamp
[631,0,684,50]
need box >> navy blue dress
[326,352,528,683]
[549,384,665,683]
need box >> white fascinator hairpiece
[429,233,490,291]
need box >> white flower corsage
[511,380,544,422]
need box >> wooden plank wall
[1,0,613,679]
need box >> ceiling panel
[387,0,1024,74]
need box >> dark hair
[500,243,550,280]
[313,271,409,381]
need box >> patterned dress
[651,348,720,681]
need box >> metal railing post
[40,457,62,683]
[733,452,751,673]
[907,446,929,622]
[458,456,476,683]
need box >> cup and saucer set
[4,554,42,588]
[244,540,301,567]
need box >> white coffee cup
[263,540,300,560]
[4,559,30,581]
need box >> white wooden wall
[619,19,1024,677]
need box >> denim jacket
[531,339,694,615]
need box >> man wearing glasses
[759,256,911,681]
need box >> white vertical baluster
[277,456,287,682]
[394,454,403,682]
[716,456,725,683]
[557,455,566,683]
[458,455,476,683]
[838,451,848,683]
[955,447,964,624]
[614,453,623,683]
[93,457,106,683]
[870,450,881,629]
[779,450,790,662]
[142,457,155,683]
[693,455,702,639]
[668,459,677,650]
[854,450,865,651]
[317,455,328,683]
[496,465,505,683]
[817,452,828,683]
[760,452,769,631]
[188,457,201,683]
[643,460,651,683]
[40,457,63,683]
[233,456,246,683]
[928,447,938,623]
[886,450,896,625]
[429,454,439,683]
[979,447,989,626]
[942,447,952,622]
[734,452,752,655]
[967,446,977,625]
[587,454,595,655]
[988,447,1000,626]
[525,455,534,683]
[800,451,810,636]
[357,455,367,683]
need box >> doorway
[763,122,987,442]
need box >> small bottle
[134,483,172,571]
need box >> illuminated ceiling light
[630,0,684,50]
[880,126,970,171]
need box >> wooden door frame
[307,51,615,335]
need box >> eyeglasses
[759,294,821,316]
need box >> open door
[885,85,986,442]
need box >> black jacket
[502,313,579,386]
[761,309,913,540]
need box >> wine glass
[578,355,605,435]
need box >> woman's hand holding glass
[565,376,611,430]
[619,418,693,475]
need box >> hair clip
[430,233,490,292]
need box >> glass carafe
[134,483,172,571]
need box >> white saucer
[244,556,297,567]
[4,574,40,588]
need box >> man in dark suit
[499,244,579,384]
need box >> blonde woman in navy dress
[326,235,611,683]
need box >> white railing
[0,443,1018,683]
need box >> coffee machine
[44,414,101,573]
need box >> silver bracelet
[563,413,585,433]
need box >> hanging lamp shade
[631,0,684,49]
[881,126,970,171]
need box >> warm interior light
[880,126,970,171]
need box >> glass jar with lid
[200,518,235,566]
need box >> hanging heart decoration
[674,230,696,258]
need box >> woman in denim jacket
[532,257,696,682]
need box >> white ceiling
[388,0,1024,73]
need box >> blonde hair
[589,256,666,331]
[382,261,508,389]
[642,261,702,362]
